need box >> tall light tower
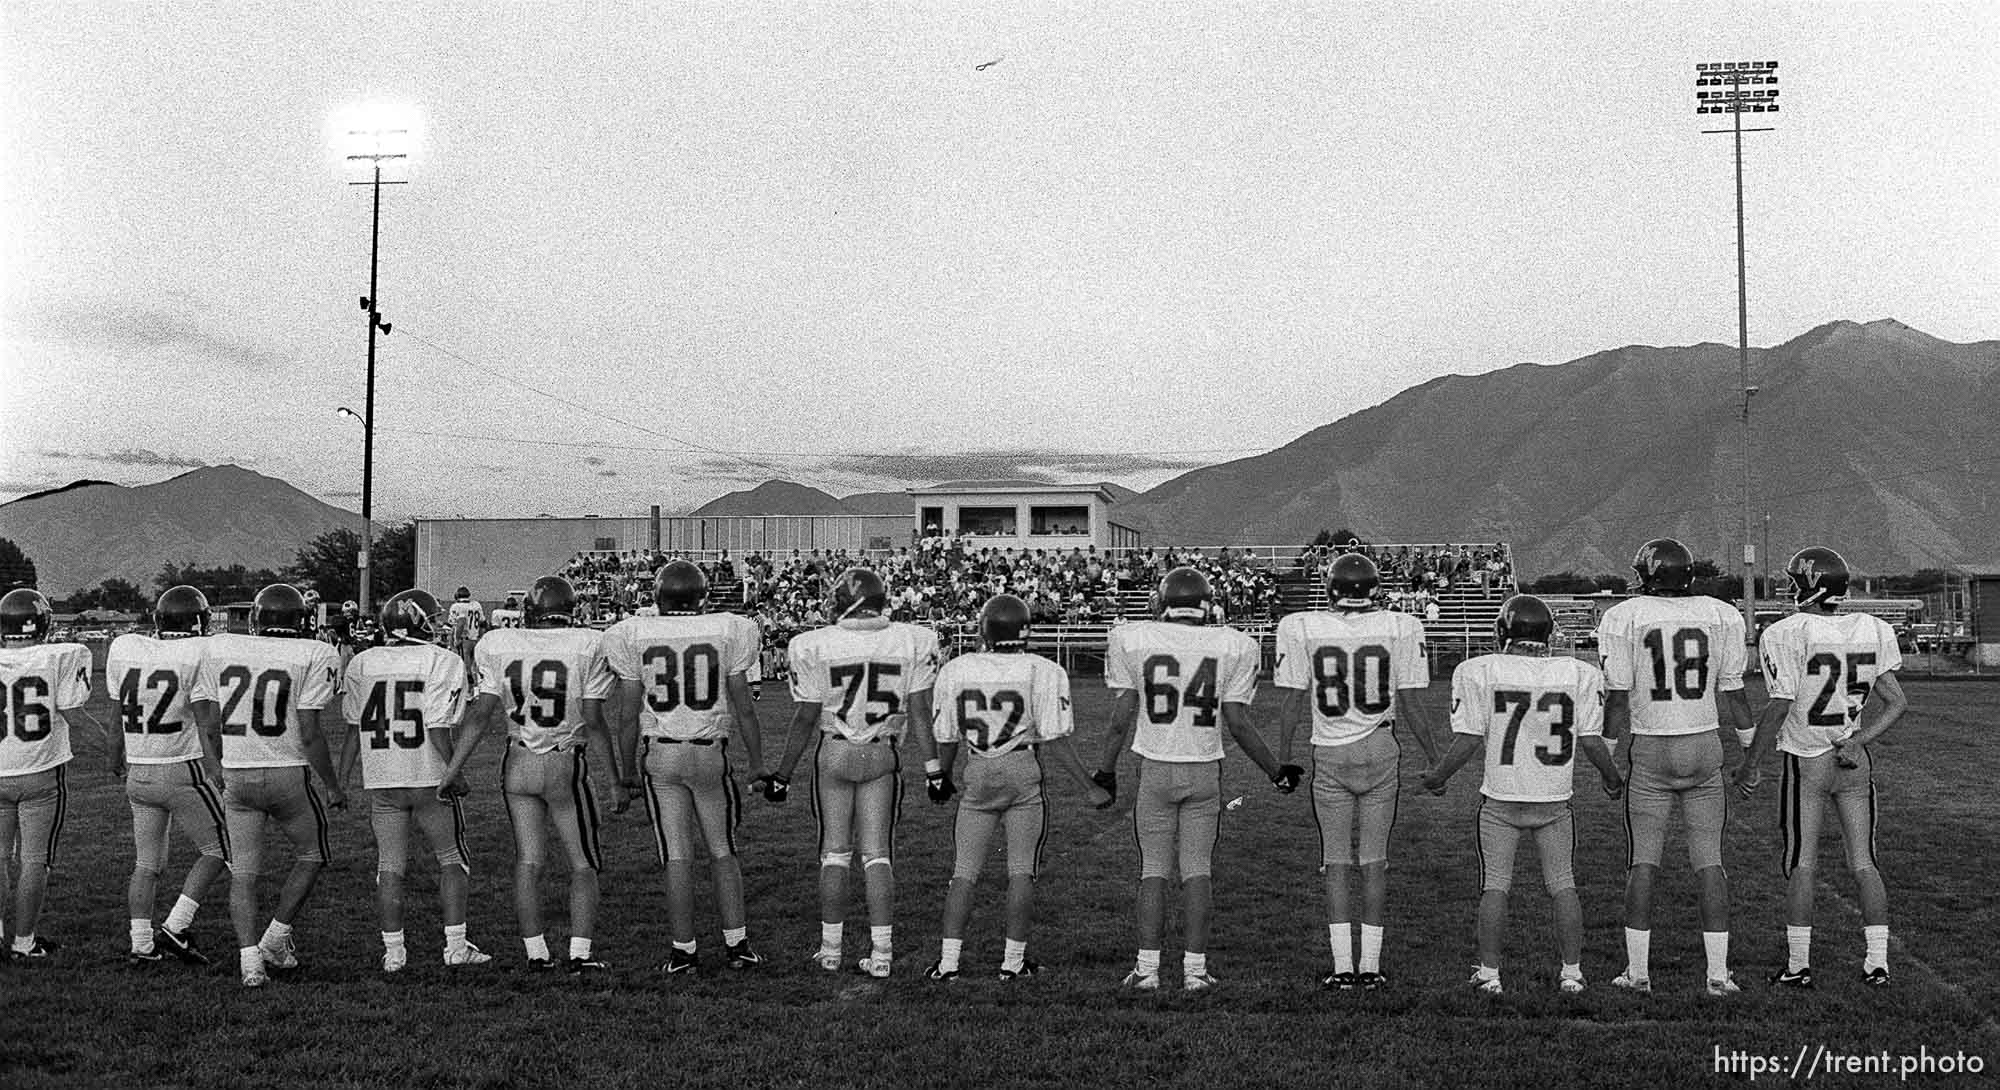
[1696,59,1780,645]
[340,114,409,615]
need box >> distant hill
[0,465,359,594]
[840,491,914,515]
[1112,319,1998,574]
[691,480,914,517]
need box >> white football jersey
[489,608,524,630]
[1596,595,1746,736]
[931,651,1074,758]
[106,634,208,764]
[602,613,757,741]
[191,633,342,769]
[1760,611,1903,758]
[476,627,616,752]
[447,600,485,638]
[787,619,941,743]
[1106,621,1259,763]
[1274,609,1430,747]
[342,642,466,789]
[1451,652,1605,803]
[0,642,91,776]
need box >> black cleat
[525,956,558,972]
[155,927,211,967]
[1321,970,1358,991]
[725,941,764,970]
[127,947,168,966]
[1768,966,1814,989]
[1357,971,1388,991]
[9,937,60,961]
[567,956,611,976]
[662,948,699,976]
[924,962,959,981]
[998,960,1042,981]
[1862,966,1890,988]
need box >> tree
[154,561,284,604]
[1524,571,1597,595]
[0,537,35,590]
[289,521,416,604]
[67,577,148,613]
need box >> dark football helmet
[829,567,888,619]
[980,593,1031,651]
[1786,546,1850,609]
[1326,553,1381,610]
[524,576,577,628]
[1157,567,1212,623]
[154,585,211,639]
[654,560,709,614]
[379,589,444,644]
[1632,538,1695,595]
[454,586,472,601]
[250,584,311,637]
[0,588,53,644]
[1494,593,1556,650]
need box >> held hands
[1602,770,1626,801]
[1730,763,1760,800]
[1089,770,1117,810]
[328,786,350,812]
[1085,785,1113,809]
[1271,764,1305,794]
[615,777,643,815]
[753,772,790,804]
[925,768,957,805]
[1418,767,1449,796]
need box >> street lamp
[335,104,414,615]
[1694,60,1781,647]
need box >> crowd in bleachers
[1297,540,1513,597]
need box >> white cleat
[1611,971,1652,994]
[1121,969,1160,991]
[1468,968,1503,995]
[1183,972,1219,992]
[444,942,493,967]
[809,949,843,973]
[382,947,407,973]
[259,935,300,971]
[1705,972,1741,997]
[1559,975,1587,995]
[241,967,271,989]
[856,953,892,979]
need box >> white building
[910,480,1142,551]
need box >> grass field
[4,650,1997,1090]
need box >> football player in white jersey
[922,594,1111,982]
[1094,567,1289,991]
[1424,595,1623,995]
[605,562,766,975]
[0,589,91,961]
[189,583,349,988]
[340,589,491,972]
[489,596,524,632]
[762,567,939,979]
[1734,547,1907,988]
[106,586,229,966]
[446,587,486,676]
[1274,553,1440,991]
[1595,538,1752,996]
[443,575,617,973]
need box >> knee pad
[1356,852,1388,868]
[295,848,326,866]
[1180,867,1212,882]
[1483,876,1514,894]
[377,858,409,878]
[1848,860,1878,878]
[132,863,164,880]
[1544,874,1577,895]
[1139,862,1172,880]
[820,851,853,870]
[435,847,469,873]
[198,843,228,861]
[863,855,892,872]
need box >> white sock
[1329,923,1353,973]
[1359,924,1384,973]
[1561,962,1583,981]
[1863,925,1889,971]
[1184,952,1208,978]
[1002,938,1027,972]
[672,939,697,954]
[239,946,264,974]
[938,937,963,972]
[444,923,468,954]
[722,927,747,948]
[1786,926,1811,972]
[819,922,843,954]
[165,895,199,933]
[1136,948,1161,974]
[1702,931,1730,980]
[382,930,405,951]
[261,919,293,948]
[569,937,592,960]
[524,934,550,961]
[869,925,893,955]
[131,918,155,954]
[1624,928,1650,978]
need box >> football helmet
[980,593,1031,651]
[829,567,888,619]
[1631,538,1695,595]
[524,576,577,628]
[454,586,472,601]
[379,589,444,644]
[1326,553,1380,610]
[654,560,708,614]
[0,588,54,644]
[154,585,211,639]
[1786,546,1850,609]
[250,584,311,637]
[1494,593,1555,650]
[1157,567,1212,623]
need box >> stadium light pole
[339,110,411,616]
[1696,60,1780,647]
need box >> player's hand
[329,787,350,812]
[1601,772,1626,801]
[1832,742,1858,770]
[1419,768,1449,796]
[1086,786,1113,810]
[754,773,790,804]
[614,777,642,815]
[1090,770,1117,807]
[110,756,126,779]
[1730,764,1760,799]
[925,769,956,805]
[1271,764,1305,794]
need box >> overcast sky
[3,1,1994,517]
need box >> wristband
[1735,728,1756,748]
[924,759,943,775]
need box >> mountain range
[5,320,1991,589]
